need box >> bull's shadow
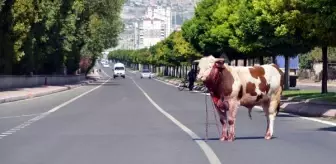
[317,126,336,132]
[194,136,276,141]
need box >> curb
[0,87,70,104]
[281,97,336,106]
[281,105,336,118]
[0,80,94,104]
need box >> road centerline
[130,77,221,164]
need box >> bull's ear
[215,60,225,68]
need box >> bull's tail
[248,108,252,120]
[276,103,281,116]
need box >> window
[114,67,124,70]
[142,69,150,73]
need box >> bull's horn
[193,60,200,63]
[215,58,225,62]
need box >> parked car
[140,69,152,79]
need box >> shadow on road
[276,113,296,118]
[194,136,276,141]
[317,126,336,132]
[87,81,120,86]
[194,138,220,141]
[235,136,275,140]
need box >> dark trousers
[188,80,194,91]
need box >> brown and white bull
[196,55,284,141]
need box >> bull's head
[195,55,225,82]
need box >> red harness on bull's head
[203,62,229,112]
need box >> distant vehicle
[113,63,125,79]
[140,69,152,79]
[103,63,110,68]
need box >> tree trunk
[259,56,264,65]
[179,66,182,78]
[164,66,167,76]
[243,59,247,66]
[235,59,238,66]
[185,66,188,78]
[322,46,328,94]
[272,55,277,64]
[168,66,170,76]
[284,55,290,90]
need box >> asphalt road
[0,66,335,164]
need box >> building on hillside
[118,24,136,50]
[133,5,172,49]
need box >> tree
[215,0,312,89]
[0,0,124,75]
[171,31,202,64]
[181,0,222,56]
[108,31,201,69]
[297,0,336,93]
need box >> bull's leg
[219,111,228,141]
[212,96,231,141]
[265,113,276,140]
[263,100,278,140]
[227,102,238,142]
[264,89,282,140]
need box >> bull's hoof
[264,132,272,140]
[220,136,228,141]
[227,135,235,142]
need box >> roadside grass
[283,90,336,102]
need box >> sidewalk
[154,76,336,118]
[297,80,336,87]
[0,85,79,104]
[280,101,336,118]
[0,70,101,104]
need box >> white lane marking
[0,78,110,140]
[0,113,44,120]
[153,77,336,127]
[253,106,336,126]
[130,77,221,164]
[100,68,111,77]
[0,85,84,106]
[2,132,12,135]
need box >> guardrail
[0,75,86,90]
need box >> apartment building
[134,5,172,49]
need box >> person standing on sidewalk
[188,68,196,91]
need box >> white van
[113,63,125,79]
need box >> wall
[298,62,336,81]
[0,75,86,90]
